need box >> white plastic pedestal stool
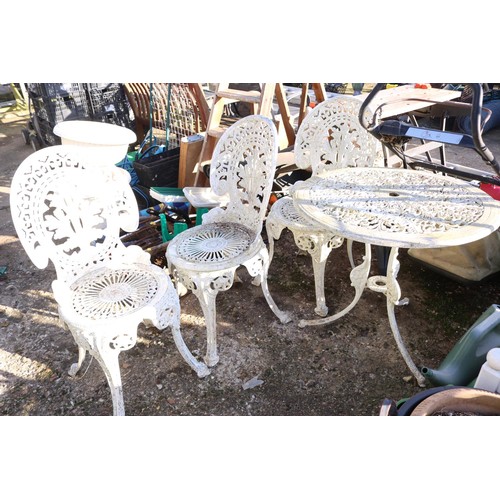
[265,96,378,317]
[53,120,137,167]
[10,146,209,416]
[474,348,500,393]
[53,119,137,186]
[166,115,291,370]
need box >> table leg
[297,241,427,387]
[298,243,372,328]
[385,247,427,387]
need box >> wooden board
[178,133,204,188]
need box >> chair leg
[253,230,276,287]
[189,272,235,367]
[93,343,125,416]
[294,232,343,317]
[311,234,344,316]
[172,268,235,369]
[197,288,219,367]
[66,324,127,415]
[68,345,87,377]
[154,281,210,377]
[311,256,329,317]
[246,246,292,324]
[267,229,277,266]
[170,323,211,377]
[265,218,285,269]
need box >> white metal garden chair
[10,146,209,416]
[265,96,379,317]
[166,115,291,370]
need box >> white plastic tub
[53,120,137,166]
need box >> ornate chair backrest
[203,115,278,235]
[10,146,139,285]
[294,96,378,176]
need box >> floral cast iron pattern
[11,148,139,284]
[10,146,210,415]
[294,96,378,175]
[202,117,277,235]
[303,169,485,235]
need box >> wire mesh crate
[86,83,122,91]
[25,83,135,149]
[30,90,90,124]
[87,84,133,128]
[27,83,86,98]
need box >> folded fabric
[457,98,500,135]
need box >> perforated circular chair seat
[69,264,168,321]
[167,222,259,271]
[268,196,327,231]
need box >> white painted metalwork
[10,146,208,416]
[167,115,291,369]
[292,167,500,386]
[266,96,378,316]
[292,168,500,248]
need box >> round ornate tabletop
[292,167,500,249]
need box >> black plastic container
[133,147,180,188]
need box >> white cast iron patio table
[291,167,500,386]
